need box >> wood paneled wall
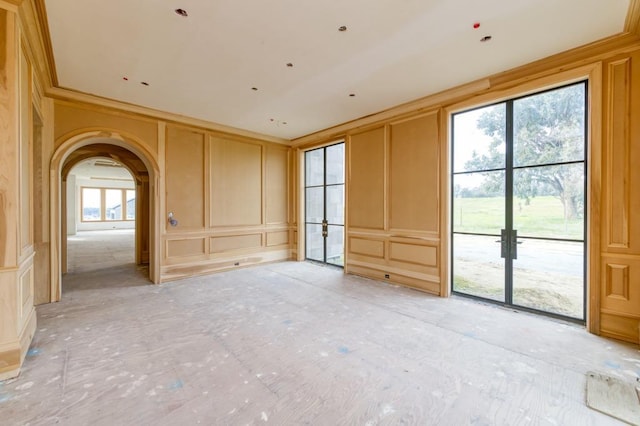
[162,128,291,280]
[346,112,443,294]
[51,105,293,283]
[599,50,640,342]
[0,6,37,380]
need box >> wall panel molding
[348,127,386,230]
[605,58,631,249]
[166,238,206,258]
[211,234,262,253]
[266,231,288,247]
[389,242,437,267]
[605,263,630,301]
[389,112,439,233]
[349,237,385,259]
[211,137,263,227]
[166,125,205,230]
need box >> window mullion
[100,188,106,221]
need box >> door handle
[511,230,519,260]
[499,229,507,259]
[322,220,328,238]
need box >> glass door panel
[326,144,345,184]
[305,187,324,224]
[513,83,585,167]
[304,143,345,265]
[306,149,324,185]
[512,164,584,240]
[512,240,584,318]
[326,185,344,225]
[452,101,506,300]
[453,234,504,301]
[326,225,344,266]
[452,172,506,236]
[306,224,324,262]
[452,104,506,173]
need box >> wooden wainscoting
[346,112,443,295]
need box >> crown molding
[17,0,55,90]
[47,86,291,145]
[31,0,56,86]
[626,0,640,36]
[2,0,23,7]
[0,0,19,11]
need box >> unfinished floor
[1,231,639,425]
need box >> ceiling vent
[94,159,122,168]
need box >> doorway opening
[65,158,136,274]
[451,81,587,321]
[50,135,160,301]
[304,142,345,266]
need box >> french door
[305,143,345,266]
[451,82,587,320]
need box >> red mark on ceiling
[473,23,480,29]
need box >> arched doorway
[50,131,161,302]
[64,155,138,274]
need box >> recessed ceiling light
[141,81,149,86]
[175,8,188,17]
[286,63,293,67]
[338,26,347,32]
[251,87,258,91]
[122,77,128,81]
[349,93,355,97]
[480,35,492,42]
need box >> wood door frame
[49,129,161,302]
[449,81,588,321]
[444,63,602,333]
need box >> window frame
[80,186,136,223]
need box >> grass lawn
[452,195,583,240]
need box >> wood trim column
[0,5,36,381]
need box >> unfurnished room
[1,0,640,424]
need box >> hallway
[64,230,149,292]
[67,230,135,274]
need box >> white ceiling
[45,0,630,140]
[71,159,133,181]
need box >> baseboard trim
[0,307,37,381]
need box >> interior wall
[0,5,38,380]
[162,128,291,279]
[345,114,442,292]
[51,105,292,283]
[599,49,640,343]
[295,37,640,343]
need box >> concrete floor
[1,230,639,425]
[66,229,135,274]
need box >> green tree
[465,84,585,220]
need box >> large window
[81,187,136,222]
